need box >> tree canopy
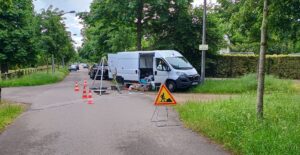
[217,0,300,54]
[0,1,75,73]
[36,6,75,65]
[79,0,224,64]
[0,0,37,72]
[1,0,299,72]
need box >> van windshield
[165,57,193,70]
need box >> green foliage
[206,55,300,79]
[36,6,76,65]
[107,26,136,52]
[176,91,300,154]
[0,101,24,132]
[79,0,224,63]
[0,0,38,71]
[78,0,137,62]
[0,1,75,72]
[0,69,69,87]
[217,0,300,54]
[191,74,295,94]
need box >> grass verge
[191,74,295,94]
[177,80,300,154]
[0,101,25,132]
[0,69,69,87]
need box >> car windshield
[165,57,193,70]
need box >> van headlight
[176,72,187,77]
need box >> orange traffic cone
[82,86,88,99]
[74,81,80,92]
[87,90,93,104]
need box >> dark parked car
[82,63,89,69]
[88,64,109,80]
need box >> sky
[33,0,217,48]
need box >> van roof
[117,50,182,57]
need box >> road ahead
[0,69,228,155]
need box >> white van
[108,50,200,92]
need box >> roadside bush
[205,55,300,79]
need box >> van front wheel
[166,80,176,92]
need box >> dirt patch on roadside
[293,80,300,91]
[173,93,234,104]
[294,80,300,84]
[139,91,234,104]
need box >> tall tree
[0,0,37,73]
[36,6,75,69]
[257,0,268,119]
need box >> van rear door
[118,53,139,81]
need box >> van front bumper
[176,74,200,89]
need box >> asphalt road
[0,69,229,155]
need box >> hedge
[205,55,300,79]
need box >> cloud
[65,16,83,33]
[73,35,83,48]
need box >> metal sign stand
[151,106,169,127]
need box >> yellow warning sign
[154,84,176,106]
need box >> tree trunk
[136,0,143,51]
[0,87,2,101]
[257,0,269,119]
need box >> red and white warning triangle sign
[154,84,176,106]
